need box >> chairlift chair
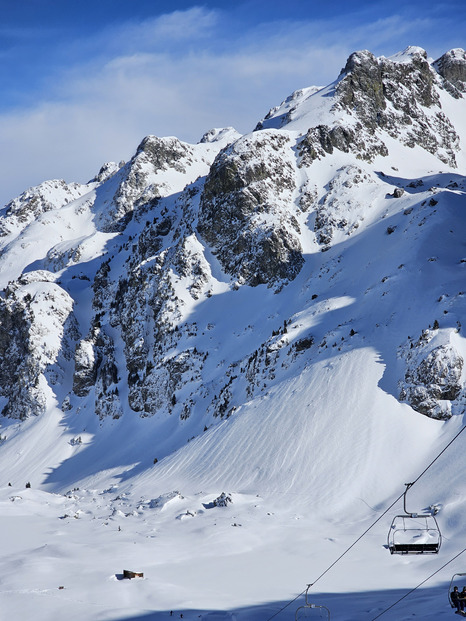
[448,573,466,610]
[295,585,330,620]
[387,483,441,555]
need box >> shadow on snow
[101,583,458,621]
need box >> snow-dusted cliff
[1,47,465,426]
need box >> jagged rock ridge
[0,46,465,430]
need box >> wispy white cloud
[127,6,219,45]
[86,7,220,56]
[0,6,463,205]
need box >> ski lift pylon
[387,483,441,554]
[295,585,331,620]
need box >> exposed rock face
[434,48,466,95]
[0,272,78,419]
[337,50,387,129]
[198,130,304,287]
[283,47,461,168]
[97,136,195,232]
[73,337,98,397]
[334,47,460,166]
[399,329,464,420]
[43,243,84,273]
[69,127,239,421]
[93,329,121,420]
[74,188,206,418]
[73,328,124,420]
[199,127,240,144]
[212,492,232,507]
[71,255,127,418]
[0,290,38,419]
[76,162,298,420]
[298,123,388,165]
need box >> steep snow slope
[0,47,465,621]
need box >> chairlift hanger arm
[294,585,331,620]
[403,482,415,516]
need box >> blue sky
[1,0,465,205]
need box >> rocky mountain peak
[339,49,379,77]
[199,127,241,144]
[135,135,191,170]
[259,46,461,169]
[434,47,466,95]
[1,179,89,234]
[198,130,303,288]
[89,161,121,184]
[0,46,464,431]
[330,46,459,165]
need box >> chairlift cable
[265,587,308,621]
[264,498,405,621]
[370,546,466,620]
[308,424,465,589]
[264,424,465,620]
[409,424,466,487]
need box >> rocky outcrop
[199,127,241,144]
[96,136,194,232]
[95,131,240,233]
[89,162,121,184]
[0,179,88,235]
[0,290,38,419]
[336,50,387,129]
[298,122,388,166]
[198,130,304,288]
[0,272,78,419]
[255,86,322,130]
[434,48,466,96]
[314,165,376,246]
[272,47,461,168]
[334,47,460,167]
[73,336,98,397]
[399,328,464,420]
[73,326,121,419]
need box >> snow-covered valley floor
[0,379,464,621]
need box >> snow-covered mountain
[0,47,465,621]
